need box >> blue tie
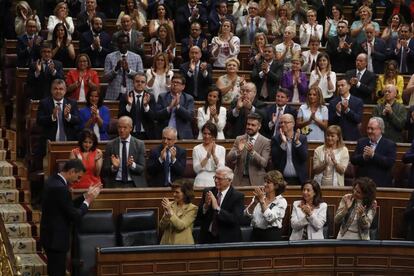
[164,150,171,186]
[56,102,66,141]
[249,17,255,44]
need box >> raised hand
[111,154,120,168]
[64,104,71,119]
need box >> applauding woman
[146,53,173,102]
[216,58,245,104]
[150,23,176,67]
[211,19,240,69]
[290,180,327,240]
[66,54,99,101]
[197,87,227,139]
[160,179,198,245]
[47,2,74,40]
[309,52,336,101]
[51,23,75,67]
[244,170,287,241]
[335,177,377,240]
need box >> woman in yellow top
[376,60,404,104]
[159,179,198,245]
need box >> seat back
[118,210,158,246]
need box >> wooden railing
[0,215,18,276]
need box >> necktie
[135,94,142,133]
[193,66,199,98]
[357,71,362,81]
[367,42,373,72]
[211,192,222,236]
[274,107,283,136]
[310,58,316,71]
[243,137,254,176]
[121,140,128,183]
[121,55,127,87]
[400,47,408,73]
[56,103,66,141]
[249,17,255,44]
[164,149,171,186]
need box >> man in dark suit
[27,41,64,100]
[226,82,267,138]
[79,16,111,68]
[181,21,209,63]
[118,73,157,140]
[345,53,377,104]
[156,74,195,139]
[251,45,283,101]
[76,0,106,34]
[111,14,144,58]
[197,166,244,243]
[179,46,212,101]
[390,24,414,75]
[271,114,308,185]
[40,159,101,276]
[16,18,42,67]
[351,117,396,187]
[175,0,208,41]
[147,127,187,186]
[208,1,234,37]
[103,116,147,188]
[329,78,363,141]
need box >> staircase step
[16,253,47,276]
[10,237,37,254]
[0,189,19,203]
[5,223,33,238]
[0,151,7,162]
[0,204,28,223]
[0,160,13,175]
[0,176,16,189]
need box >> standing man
[227,113,270,186]
[76,0,106,34]
[16,18,43,67]
[103,116,147,188]
[266,88,297,138]
[235,2,267,44]
[208,1,234,37]
[111,14,144,57]
[390,24,414,75]
[197,166,245,243]
[181,21,209,63]
[40,159,101,276]
[175,0,208,42]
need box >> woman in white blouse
[47,2,74,40]
[193,122,226,188]
[290,180,327,240]
[197,87,227,139]
[244,170,287,241]
[146,53,173,103]
[299,9,323,47]
[210,19,240,69]
[309,52,336,101]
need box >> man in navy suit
[197,166,244,243]
[390,24,414,75]
[329,78,363,141]
[40,159,101,276]
[79,16,111,68]
[208,1,234,37]
[351,117,396,187]
[147,127,187,187]
[181,22,209,63]
[76,0,106,34]
[175,0,208,41]
[156,74,194,139]
[16,18,42,67]
[179,46,213,101]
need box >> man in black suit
[118,73,157,140]
[197,166,244,243]
[79,16,111,68]
[251,45,283,101]
[76,0,106,34]
[179,46,213,101]
[390,24,414,75]
[208,1,234,37]
[181,22,209,63]
[27,41,64,100]
[345,53,377,104]
[175,0,208,41]
[40,159,101,276]
[328,78,363,141]
[351,117,396,187]
[16,18,42,67]
[147,127,187,186]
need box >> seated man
[17,18,42,67]
[147,127,187,187]
[351,117,396,187]
[103,116,147,188]
[197,166,245,243]
[266,88,297,138]
[226,113,270,186]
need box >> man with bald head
[345,53,377,104]
[372,84,407,142]
[103,116,147,188]
[111,14,144,57]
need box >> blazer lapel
[220,186,233,209]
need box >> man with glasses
[197,166,244,243]
[351,117,396,187]
[147,127,186,187]
[181,21,209,63]
[236,2,267,44]
[156,73,194,139]
[271,114,308,185]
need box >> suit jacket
[372,102,407,143]
[103,136,147,187]
[251,60,283,101]
[79,105,110,141]
[111,30,145,58]
[345,69,377,104]
[271,134,308,184]
[326,35,356,73]
[175,4,208,41]
[356,38,388,74]
[280,71,309,102]
[156,92,194,139]
[146,144,187,187]
[389,37,414,75]
[290,200,327,240]
[208,13,234,37]
[197,186,244,243]
[226,133,271,186]
[16,33,42,67]
[79,30,111,68]
[265,104,297,138]
[328,95,363,141]
[181,36,209,62]
[40,174,88,252]
[103,51,144,100]
[76,11,107,34]
[402,142,414,188]
[236,15,267,44]
[118,91,157,139]
[351,137,396,187]
[179,61,213,101]
[404,191,414,240]
[27,59,64,100]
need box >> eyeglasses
[213,176,229,181]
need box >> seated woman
[335,177,377,240]
[116,0,147,31]
[244,170,287,241]
[150,23,176,68]
[376,60,404,104]
[47,2,74,40]
[290,180,327,240]
[280,55,308,103]
[309,52,336,101]
[197,87,227,139]
[271,4,296,45]
[216,57,245,104]
[148,3,174,38]
[159,179,198,245]
[193,122,226,188]
[313,125,349,186]
[69,129,103,189]
[210,19,240,69]
[248,32,268,67]
[146,53,173,103]
[296,86,328,142]
[51,23,75,68]
[79,89,110,141]
[66,54,99,101]
[15,1,41,36]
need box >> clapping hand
[343,194,353,210]
[363,145,374,159]
[356,203,366,217]
[63,104,71,119]
[127,156,135,167]
[294,129,301,144]
[111,154,120,168]
[237,137,247,153]
[208,191,219,209]
[253,186,265,203]
[84,183,103,204]
[161,197,172,216]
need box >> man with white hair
[235,2,267,44]
[197,166,245,243]
[351,117,396,187]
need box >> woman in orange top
[69,129,102,189]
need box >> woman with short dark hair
[197,87,227,139]
[51,23,75,67]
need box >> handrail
[0,214,19,275]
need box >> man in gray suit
[235,2,267,44]
[103,116,147,188]
[111,14,144,57]
[226,113,271,186]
